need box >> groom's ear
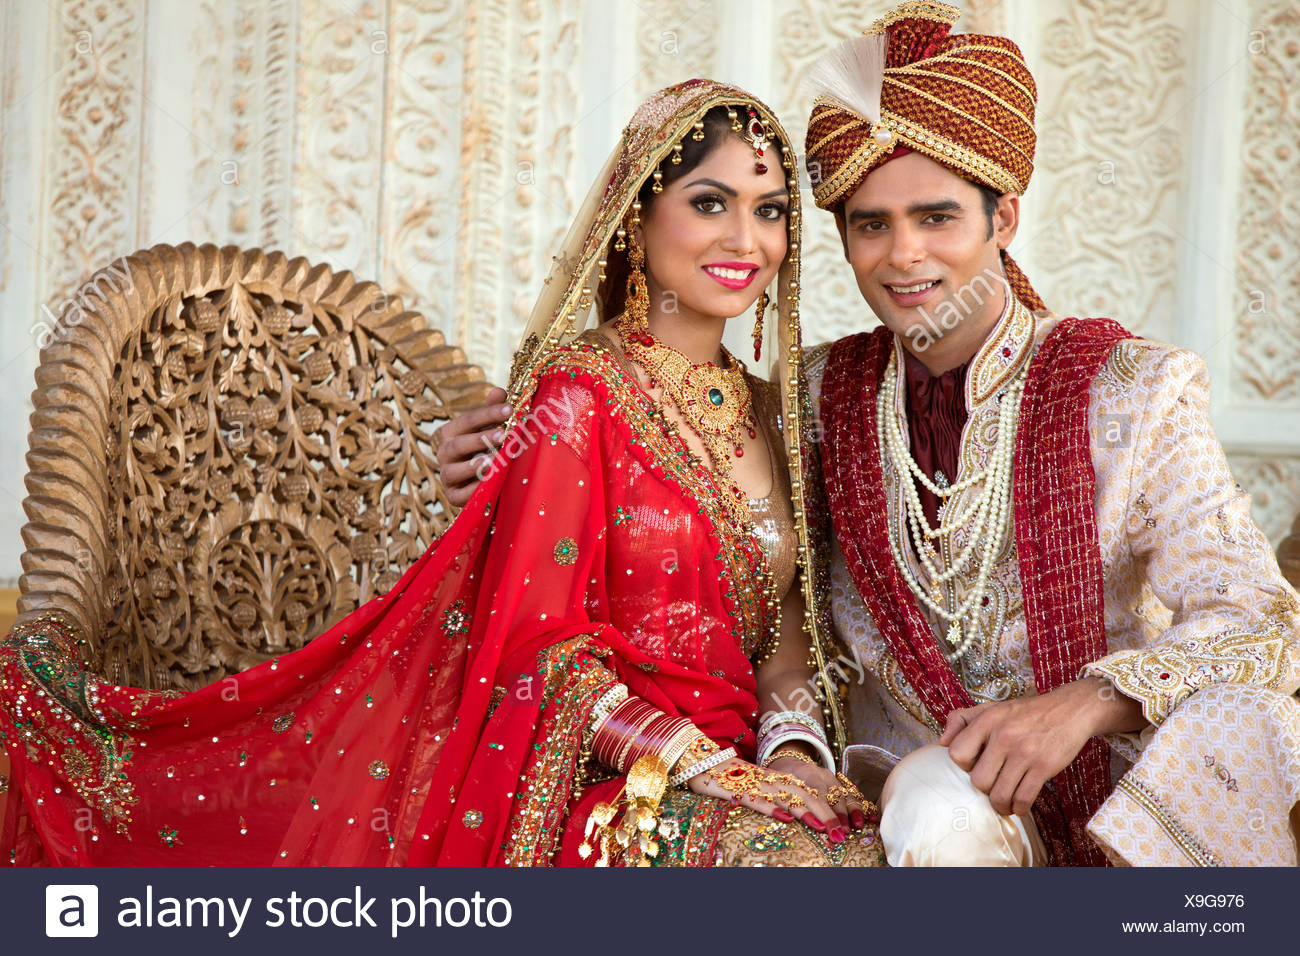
[833,206,850,260]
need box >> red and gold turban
[805,1,1044,308]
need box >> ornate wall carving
[192,0,297,249]
[1029,0,1192,344]
[375,0,465,335]
[42,0,143,308]
[769,0,891,349]
[1234,0,1300,407]
[293,0,388,277]
[635,0,720,93]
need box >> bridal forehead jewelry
[743,106,771,174]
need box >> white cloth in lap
[879,744,1046,867]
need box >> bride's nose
[718,213,757,255]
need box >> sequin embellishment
[272,712,296,734]
[441,600,470,639]
[553,537,579,566]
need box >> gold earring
[624,221,650,338]
[752,291,769,361]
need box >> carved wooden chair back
[15,243,489,690]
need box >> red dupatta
[1,341,776,866]
[820,318,1131,866]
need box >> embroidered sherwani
[806,300,1300,866]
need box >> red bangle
[624,714,693,766]
[590,699,698,772]
[592,697,657,767]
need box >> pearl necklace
[879,358,1025,661]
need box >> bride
[0,79,880,866]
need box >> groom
[434,1,1300,865]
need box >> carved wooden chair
[13,243,490,691]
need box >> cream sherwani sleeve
[1081,344,1300,865]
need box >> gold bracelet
[762,747,819,768]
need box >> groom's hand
[436,387,511,507]
[938,677,1145,816]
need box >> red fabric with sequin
[821,319,1130,866]
[0,343,772,865]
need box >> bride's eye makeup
[691,193,727,213]
[690,194,788,220]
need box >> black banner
[5,866,1297,953]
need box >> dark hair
[595,105,785,321]
[975,182,1000,240]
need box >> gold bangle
[762,747,819,769]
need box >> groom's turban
[804,1,1043,308]
[805,1,1036,207]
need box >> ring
[832,774,865,803]
[824,785,853,804]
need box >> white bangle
[668,746,737,787]
[660,727,705,778]
[588,683,628,732]
[756,730,834,771]
[758,710,826,741]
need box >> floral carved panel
[1232,0,1300,408]
[1028,0,1192,343]
[42,0,143,310]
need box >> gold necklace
[617,316,756,476]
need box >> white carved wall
[0,0,1297,586]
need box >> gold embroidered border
[1114,776,1220,867]
[0,614,146,837]
[866,0,960,34]
[1084,629,1290,727]
[967,298,1035,405]
[503,636,619,867]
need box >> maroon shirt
[902,349,969,527]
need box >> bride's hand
[686,757,845,841]
[765,756,870,832]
